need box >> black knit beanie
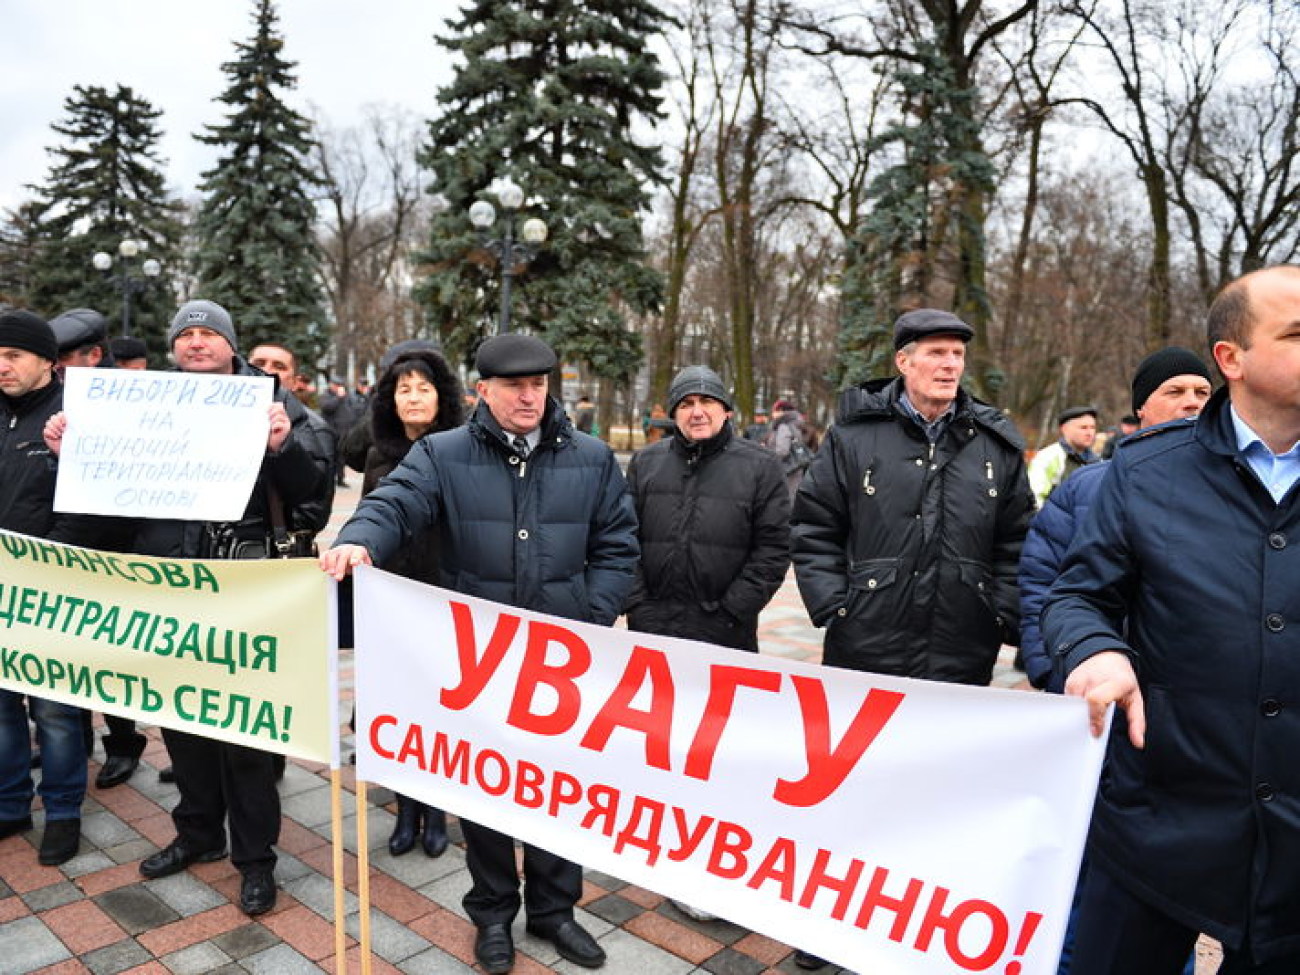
[0,309,58,362]
[1132,347,1212,414]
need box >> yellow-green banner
[0,530,336,764]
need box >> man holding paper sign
[86,300,330,917]
[322,332,638,973]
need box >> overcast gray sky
[1,0,459,211]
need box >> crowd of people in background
[4,263,1300,974]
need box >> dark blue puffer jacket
[1017,460,1109,690]
[335,397,638,626]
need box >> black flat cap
[49,308,108,353]
[893,309,975,350]
[476,333,557,378]
[1057,405,1098,425]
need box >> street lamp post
[92,238,161,337]
[468,178,548,334]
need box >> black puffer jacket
[132,357,329,558]
[625,422,790,651]
[359,349,465,584]
[791,377,1032,685]
[0,378,83,543]
[337,397,638,626]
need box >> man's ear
[1212,340,1243,382]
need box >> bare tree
[314,106,429,381]
[648,0,724,407]
[1060,0,1249,351]
[1170,4,1300,298]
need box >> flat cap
[1057,405,1098,425]
[49,308,109,353]
[893,309,975,350]
[110,336,148,361]
[475,333,557,379]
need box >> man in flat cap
[49,307,113,373]
[788,309,1032,967]
[1028,404,1100,507]
[322,332,638,973]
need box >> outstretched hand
[1064,650,1145,748]
[320,543,372,580]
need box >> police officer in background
[322,333,638,973]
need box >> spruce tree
[192,0,326,368]
[418,0,670,380]
[836,45,995,388]
[24,84,182,359]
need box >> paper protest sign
[54,367,272,521]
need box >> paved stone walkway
[0,468,1217,973]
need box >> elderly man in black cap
[0,310,95,866]
[321,332,638,973]
[1028,404,1100,507]
[49,307,113,373]
[788,309,1032,967]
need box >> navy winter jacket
[1043,387,1300,960]
[336,398,638,626]
[1017,460,1109,690]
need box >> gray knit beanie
[667,365,733,414]
[168,300,237,352]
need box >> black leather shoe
[526,918,606,968]
[793,949,829,970]
[139,840,227,879]
[474,922,515,974]
[38,819,80,866]
[0,815,32,840]
[240,870,277,916]
[421,807,448,858]
[158,765,176,784]
[388,797,419,856]
[95,754,140,790]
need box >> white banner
[354,568,1105,975]
[55,367,271,521]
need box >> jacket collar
[837,376,1025,451]
[0,374,60,417]
[1196,385,1250,458]
[671,419,733,460]
[471,395,572,453]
